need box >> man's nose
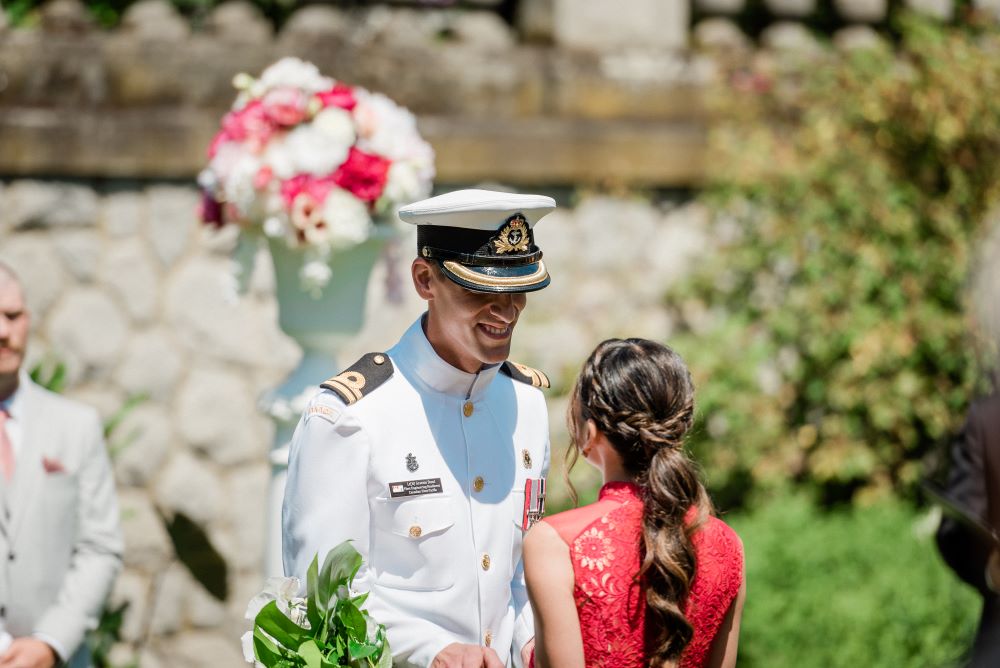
[489,295,519,322]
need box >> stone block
[173,630,246,668]
[222,464,269,570]
[206,1,272,42]
[53,230,102,282]
[64,386,125,422]
[120,0,189,39]
[103,191,146,238]
[147,563,187,635]
[765,0,817,17]
[517,0,554,42]
[694,0,746,14]
[113,405,174,487]
[834,25,888,51]
[279,5,349,41]
[905,0,954,19]
[147,186,198,267]
[41,0,94,33]
[185,575,228,628]
[100,239,160,323]
[694,18,752,53]
[114,328,185,400]
[0,234,66,318]
[975,0,1000,20]
[553,0,688,52]
[165,257,299,370]
[153,451,224,525]
[452,11,516,50]
[109,570,151,643]
[119,489,173,572]
[834,0,888,21]
[46,288,130,381]
[761,21,823,53]
[2,181,99,230]
[175,367,270,466]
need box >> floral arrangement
[199,57,434,294]
[241,542,390,668]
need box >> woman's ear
[412,258,435,301]
[581,419,599,458]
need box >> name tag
[389,478,444,498]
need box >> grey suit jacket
[0,378,123,668]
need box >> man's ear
[411,258,436,301]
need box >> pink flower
[333,148,391,204]
[253,165,274,190]
[198,191,225,227]
[207,130,230,159]
[280,174,337,209]
[290,193,330,245]
[316,83,357,111]
[262,87,309,126]
[220,100,276,152]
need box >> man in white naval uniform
[283,190,555,668]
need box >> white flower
[240,631,261,666]
[245,576,301,621]
[353,91,433,165]
[322,188,373,248]
[258,57,333,96]
[263,216,286,238]
[312,107,357,147]
[300,259,333,294]
[197,168,218,192]
[268,124,350,179]
[382,161,430,205]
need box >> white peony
[312,107,357,147]
[322,188,373,249]
[353,91,434,167]
[258,57,333,96]
[267,124,350,179]
[216,147,261,219]
[382,161,431,205]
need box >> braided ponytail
[568,338,712,666]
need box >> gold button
[409,525,422,538]
[373,354,385,365]
[463,401,474,417]
[481,553,491,570]
[484,630,492,647]
[473,476,485,492]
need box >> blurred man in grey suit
[0,263,122,668]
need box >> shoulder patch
[500,361,550,389]
[320,352,394,405]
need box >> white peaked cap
[398,189,556,229]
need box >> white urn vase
[262,231,390,576]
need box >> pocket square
[42,457,65,474]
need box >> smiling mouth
[478,324,512,340]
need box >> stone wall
[0,177,711,667]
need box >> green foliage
[253,542,390,667]
[3,0,298,28]
[675,14,1000,504]
[727,494,979,667]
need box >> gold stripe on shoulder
[322,370,366,405]
[510,362,550,388]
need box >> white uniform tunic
[282,317,550,667]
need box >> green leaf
[319,541,362,605]
[253,627,285,665]
[306,555,323,630]
[255,601,308,650]
[348,640,378,660]
[296,639,325,668]
[338,600,367,640]
[351,592,370,608]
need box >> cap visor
[441,260,550,293]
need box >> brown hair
[567,338,712,665]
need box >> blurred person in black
[936,393,1000,666]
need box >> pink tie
[0,409,13,481]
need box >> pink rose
[333,148,391,204]
[253,165,274,190]
[262,87,309,126]
[316,84,357,111]
[220,100,276,153]
[207,130,230,159]
[280,174,337,209]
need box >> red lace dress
[534,481,743,668]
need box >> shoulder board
[500,361,550,389]
[320,353,394,405]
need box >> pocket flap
[376,495,455,538]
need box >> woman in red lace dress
[524,338,745,668]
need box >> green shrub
[674,14,1000,504]
[727,494,978,667]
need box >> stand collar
[392,315,501,400]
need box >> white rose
[312,107,357,147]
[353,92,432,164]
[281,124,351,177]
[322,188,373,249]
[219,150,261,220]
[258,57,333,95]
[382,161,430,205]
